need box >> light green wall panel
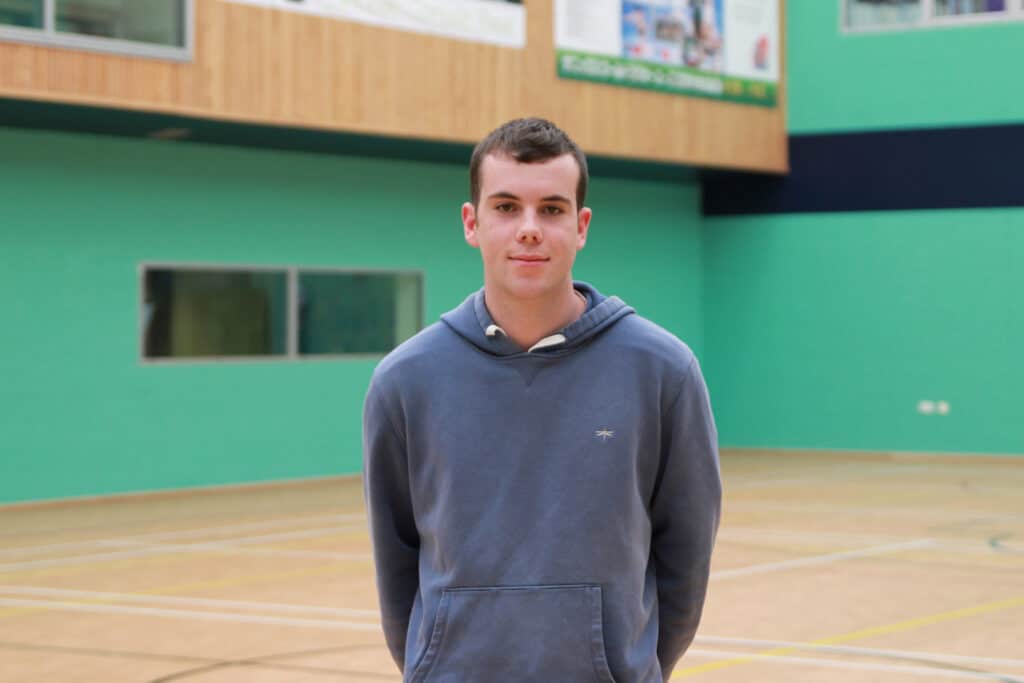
[581,178,704,358]
[0,127,702,504]
[703,208,1024,454]
[788,0,1024,133]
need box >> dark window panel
[298,272,422,356]
[144,268,287,359]
[0,0,44,28]
[56,0,185,47]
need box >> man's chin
[498,280,564,302]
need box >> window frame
[138,262,426,365]
[841,0,1024,34]
[0,0,193,62]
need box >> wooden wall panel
[0,0,787,172]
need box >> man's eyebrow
[485,192,572,204]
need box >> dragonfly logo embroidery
[595,429,615,442]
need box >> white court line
[685,647,1022,681]
[718,527,911,546]
[0,513,365,558]
[696,636,1024,670]
[726,501,1023,522]
[102,525,368,551]
[0,586,379,619]
[0,547,216,573]
[0,513,355,557]
[1,593,1018,673]
[0,597,380,631]
[0,525,365,572]
[725,476,840,491]
[717,528,1019,556]
[104,540,371,561]
[711,539,935,581]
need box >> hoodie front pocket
[409,584,617,683]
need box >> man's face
[462,153,592,302]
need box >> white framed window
[0,0,192,61]
[140,263,424,363]
[843,0,1024,32]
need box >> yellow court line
[814,595,1024,645]
[672,594,1024,678]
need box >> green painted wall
[700,1,1024,455]
[703,208,1024,455]
[0,127,703,504]
[788,0,1024,133]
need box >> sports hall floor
[1,450,1022,682]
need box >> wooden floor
[1,450,1022,682]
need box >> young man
[363,118,720,682]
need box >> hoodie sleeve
[651,356,722,679]
[362,377,420,671]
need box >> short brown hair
[469,117,589,208]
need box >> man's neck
[484,283,586,351]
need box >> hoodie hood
[440,281,635,357]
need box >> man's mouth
[509,255,549,262]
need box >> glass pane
[298,272,422,356]
[0,0,43,28]
[56,0,185,46]
[846,0,922,28]
[144,268,287,359]
[935,0,1006,14]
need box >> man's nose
[516,213,543,244]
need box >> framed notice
[555,0,778,106]
[225,0,526,48]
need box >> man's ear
[576,207,592,251]
[462,202,480,248]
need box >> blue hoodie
[363,282,720,682]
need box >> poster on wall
[225,0,525,48]
[555,0,778,106]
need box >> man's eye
[542,205,564,215]
[495,203,516,213]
